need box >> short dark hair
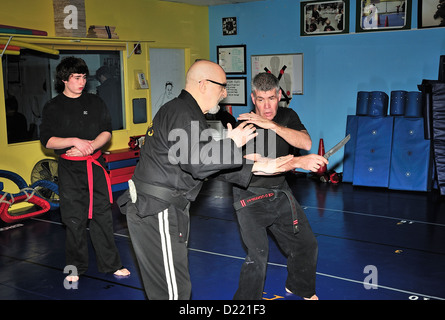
[55,56,89,93]
[251,72,280,95]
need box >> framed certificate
[217,45,246,75]
[220,77,247,106]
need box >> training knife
[323,134,351,159]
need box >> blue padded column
[389,117,432,191]
[368,91,389,117]
[356,91,370,115]
[390,90,407,116]
[353,117,394,187]
[405,91,423,117]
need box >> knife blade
[323,134,351,159]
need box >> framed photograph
[217,45,246,75]
[251,53,304,103]
[300,0,349,36]
[356,0,411,32]
[220,77,247,106]
[418,0,445,28]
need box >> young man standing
[40,57,130,283]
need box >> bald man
[120,60,292,300]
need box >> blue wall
[209,0,445,171]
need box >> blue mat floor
[1,173,444,301]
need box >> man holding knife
[232,72,329,300]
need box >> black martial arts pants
[58,157,123,275]
[127,203,191,300]
[233,184,318,300]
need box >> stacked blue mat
[343,90,432,191]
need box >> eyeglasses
[201,79,227,89]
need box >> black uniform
[120,90,252,300]
[40,93,123,275]
[233,107,318,300]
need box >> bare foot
[114,268,130,277]
[65,275,79,282]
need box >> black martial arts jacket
[124,90,253,217]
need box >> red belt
[60,151,112,219]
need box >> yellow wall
[0,0,209,190]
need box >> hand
[281,154,329,172]
[66,138,95,157]
[65,147,84,157]
[251,154,294,175]
[238,112,277,130]
[244,153,268,163]
[227,122,258,148]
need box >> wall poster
[356,0,412,32]
[301,0,349,36]
[53,0,86,37]
[251,53,304,106]
[217,45,246,75]
[220,77,247,106]
[418,0,445,28]
[149,48,185,119]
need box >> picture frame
[356,0,412,32]
[217,45,246,75]
[418,0,445,29]
[222,17,237,36]
[300,0,349,36]
[251,53,304,101]
[220,77,247,106]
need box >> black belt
[132,177,189,211]
[233,186,300,234]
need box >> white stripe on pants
[158,209,178,300]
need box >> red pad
[110,173,133,185]
[0,44,20,51]
[108,166,136,178]
[102,149,140,162]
